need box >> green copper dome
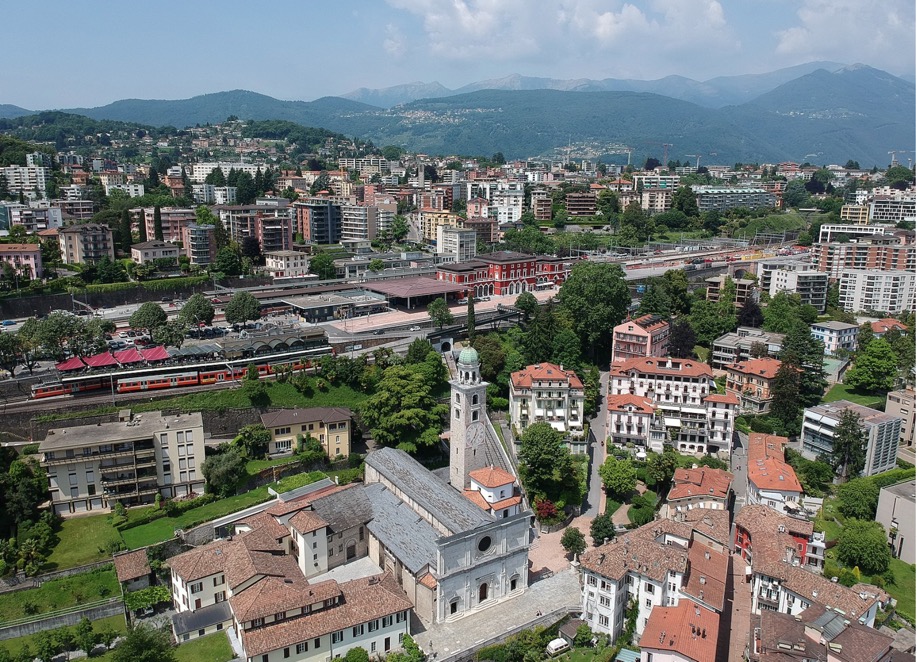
[458,347,479,365]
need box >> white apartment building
[130,240,181,265]
[341,203,380,241]
[489,189,524,223]
[838,269,915,314]
[39,410,205,515]
[106,183,146,198]
[609,358,737,456]
[1,165,49,197]
[436,227,477,262]
[745,434,804,516]
[767,266,829,312]
[692,187,777,212]
[192,184,237,205]
[509,362,585,440]
[801,400,902,477]
[633,174,680,190]
[189,162,264,183]
[809,321,859,355]
[869,194,915,223]
[265,250,311,279]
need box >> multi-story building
[181,223,217,267]
[801,400,901,477]
[606,394,665,451]
[876,479,915,565]
[817,224,896,244]
[418,210,463,243]
[813,233,915,279]
[637,599,719,662]
[1,165,49,197]
[809,320,859,355]
[490,189,524,223]
[710,327,785,370]
[640,187,674,213]
[609,357,737,455]
[745,433,804,516]
[706,275,756,308]
[39,410,206,515]
[610,315,670,364]
[509,362,585,440]
[838,269,915,314]
[436,251,571,298]
[664,467,733,514]
[868,193,916,224]
[106,183,146,198]
[0,243,42,279]
[767,266,829,312]
[871,317,908,337]
[886,389,915,447]
[633,174,680,190]
[142,207,196,243]
[58,223,114,264]
[256,212,295,254]
[130,240,181,265]
[725,357,783,414]
[50,198,94,221]
[692,186,777,212]
[341,203,380,241]
[265,250,311,280]
[189,162,264,183]
[191,184,237,205]
[565,192,596,217]
[436,227,477,262]
[579,515,730,643]
[530,189,552,222]
[294,197,343,244]
[260,408,352,458]
[839,203,870,224]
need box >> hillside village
[0,113,914,662]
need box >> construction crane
[662,143,673,166]
[686,154,701,169]
[889,150,900,167]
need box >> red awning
[84,352,119,368]
[55,356,86,371]
[140,346,170,362]
[114,348,145,364]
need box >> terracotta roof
[747,433,803,495]
[610,357,713,379]
[682,544,729,611]
[510,362,584,390]
[230,575,338,623]
[0,243,40,252]
[679,508,732,548]
[871,318,908,335]
[462,489,490,511]
[752,611,823,662]
[289,509,328,534]
[113,549,151,583]
[704,392,739,405]
[580,521,689,583]
[726,357,783,380]
[418,573,437,589]
[780,566,877,621]
[628,314,669,333]
[606,393,655,414]
[667,467,733,502]
[240,573,412,657]
[468,465,516,489]
[490,494,523,511]
[261,407,352,428]
[638,599,719,662]
[263,484,350,517]
[734,504,813,565]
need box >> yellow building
[260,407,353,458]
[419,210,463,242]
[839,204,869,225]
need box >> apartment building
[801,400,901,477]
[565,192,597,217]
[839,204,870,224]
[768,267,829,312]
[606,394,664,451]
[745,433,804,516]
[638,599,719,662]
[260,408,352,458]
[664,467,733,514]
[610,315,670,364]
[691,186,777,212]
[640,187,674,213]
[886,389,915,447]
[838,269,915,314]
[509,363,585,439]
[711,327,785,370]
[725,357,783,414]
[530,189,552,222]
[490,189,524,223]
[39,410,205,515]
[436,227,477,262]
[809,321,859,355]
[294,197,343,244]
[868,194,915,223]
[181,223,217,266]
[106,183,145,198]
[189,162,263,183]
[217,204,294,253]
[876,480,915,565]
[706,275,756,308]
[130,240,181,265]
[58,223,114,264]
[192,184,237,205]
[142,207,195,243]
[1,165,49,196]
[813,234,915,279]
[418,210,463,243]
[633,174,680,190]
[579,515,729,644]
[265,250,311,280]
[609,357,736,455]
[340,203,380,241]
[0,243,42,278]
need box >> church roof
[364,483,440,574]
[469,465,516,489]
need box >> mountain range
[1,63,913,166]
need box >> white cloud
[383,23,407,58]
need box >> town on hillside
[0,118,914,662]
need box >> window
[314,638,321,649]
[371,642,377,653]
[599,615,609,627]
[352,625,364,637]
[600,595,610,607]
[275,612,286,622]
[332,631,343,644]
[296,642,308,654]
[600,580,610,591]
[645,598,652,608]
[382,615,393,627]
[69,473,77,486]
[189,582,203,594]
[587,575,597,587]
[644,583,655,594]
[276,440,292,452]
[178,445,185,456]
[284,648,290,659]
[396,611,406,623]
[252,618,264,627]
[359,527,364,541]
[369,620,379,632]
[177,431,185,443]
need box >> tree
[646,448,678,488]
[466,294,476,341]
[196,206,228,249]
[309,252,336,280]
[689,299,736,347]
[830,409,867,479]
[856,322,875,354]
[557,262,629,361]
[367,258,384,273]
[473,333,505,383]
[129,302,167,335]
[836,519,891,576]
[517,422,574,500]
[111,624,177,662]
[358,365,446,453]
[427,297,453,329]
[672,185,699,216]
[201,447,247,497]
[119,209,132,253]
[152,320,186,349]
[0,332,22,377]
[390,215,409,243]
[778,320,827,407]
[836,477,880,520]
[152,205,163,241]
[405,338,435,365]
[770,360,801,431]
[668,319,696,358]
[74,617,97,658]
[514,291,538,321]
[845,338,897,393]
[240,236,262,262]
[598,456,637,499]
[232,424,272,459]
[560,526,586,558]
[737,300,764,328]
[344,648,369,662]
[782,180,810,208]
[590,512,615,546]
[178,293,215,328]
[213,246,242,276]
[224,291,261,325]
[34,629,60,662]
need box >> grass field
[46,514,125,570]
[822,383,886,409]
[175,632,234,662]
[888,558,916,624]
[134,381,368,414]
[0,614,126,658]
[0,567,119,621]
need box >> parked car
[409,325,421,332]
[372,329,385,335]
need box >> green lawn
[822,383,886,410]
[0,567,119,621]
[133,381,369,413]
[46,515,125,570]
[175,632,234,662]
[887,558,916,625]
[121,471,326,548]
[0,614,126,658]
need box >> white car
[409,325,421,331]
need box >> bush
[20,443,40,455]
[347,453,364,469]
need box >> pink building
[0,243,42,279]
[141,207,195,243]
[611,314,670,363]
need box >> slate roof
[309,483,373,533]
[365,447,491,534]
[364,483,439,575]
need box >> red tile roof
[289,509,328,535]
[113,549,151,583]
[682,545,729,611]
[726,357,783,380]
[871,318,908,335]
[704,392,739,405]
[606,393,655,414]
[468,465,516,489]
[746,433,802,494]
[462,489,489,511]
[667,467,733,502]
[611,357,713,379]
[0,243,41,253]
[638,599,719,662]
[510,362,584,390]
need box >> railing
[0,596,121,630]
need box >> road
[583,370,609,517]
[732,431,749,510]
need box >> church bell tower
[449,347,489,489]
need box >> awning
[664,417,681,427]
[83,352,118,368]
[140,346,170,362]
[113,348,144,364]
[55,357,86,371]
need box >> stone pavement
[411,568,582,661]
[723,552,753,661]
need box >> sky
[2,0,914,109]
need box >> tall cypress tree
[153,205,163,241]
[119,209,132,253]
[466,293,476,342]
[138,209,148,243]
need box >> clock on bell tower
[449,346,489,490]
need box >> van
[546,638,570,657]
